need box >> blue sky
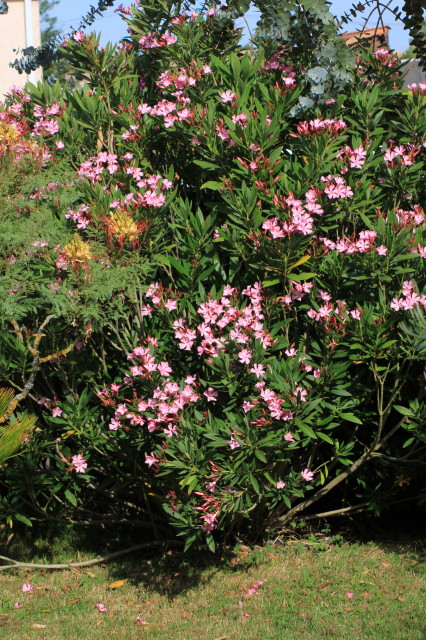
[50,0,412,52]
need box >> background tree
[40,0,60,44]
[39,0,76,86]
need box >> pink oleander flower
[238,349,252,365]
[413,244,426,258]
[219,90,235,103]
[276,480,286,489]
[164,298,177,311]
[145,452,158,467]
[157,361,173,377]
[242,400,255,412]
[21,583,33,593]
[51,406,62,417]
[346,592,354,599]
[229,436,240,450]
[72,30,85,43]
[284,432,295,442]
[96,603,108,612]
[301,468,314,482]
[71,454,88,473]
[250,364,265,378]
[204,387,218,402]
[285,348,298,358]
[200,512,217,532]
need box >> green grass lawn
[0,534,424,639]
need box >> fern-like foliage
[0,388,36,465]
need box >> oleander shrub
[0,1,425,548]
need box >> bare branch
[0,540,182,571]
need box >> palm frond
[0,388,37,464]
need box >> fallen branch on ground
[0,540,182,571]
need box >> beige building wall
[0,0,42,98]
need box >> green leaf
[206,534,216,553]
[65,489,77,506]
[295,419,317,439]
[289,272,317,282]
[317,432,334,444]
[255,449,267,463]
[249,474,260,494]
[201,181,222,190]
[193,160,219,170]
[340,413,362,425]
[15,513,32,527]
[262,278,281,287]
[184,535,197,552]
[394,405,414,417]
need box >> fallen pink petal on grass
[96,603,108,612]
[136,616,149,625]
[21,583,33,593]
[14,602,24,608]
[346,592,354,599]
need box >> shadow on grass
[1,505,425,601]
[0,521,270,600]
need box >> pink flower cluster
[307,289,361,328]
[321,175,354,199]
[336,144,367,170]
[171,11,199,25]
[71,453,88,473]
[107,375,200,434]
[280,280,314,307]
[78,152,120,182]
[232,112,249,128]
[384,143,420,167]
[138,31,177,49]
[157,66,201,91]
[373,48,399,68]
[196,504,219,532]
[65,204,91,229]
[174,283,275,357]
[262,189,323,239]
[29,181,60,200]
[390,281,426,311]
[296,119,347,136]
[392,206,425,229]
[248,383,294,422]
[2,86,30,119]
[407,82,426,96]
[215,120,236,145]
[32,103,61,137]
[319,229,386,255]
[412,244,426,258]
[264,51,295,76]
[98,284,322,446]
[139,98,195,128]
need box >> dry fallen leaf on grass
[31,624,47,629]
[108,579,127,589]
